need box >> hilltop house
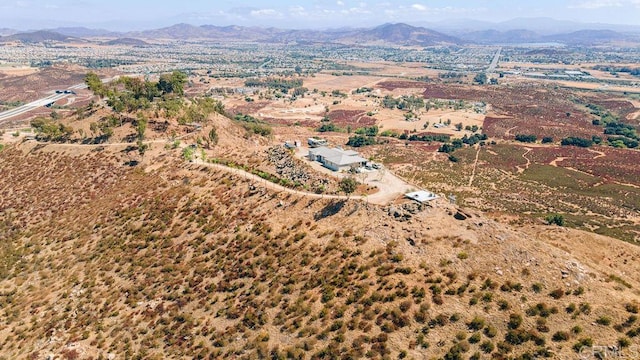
[308,146,367,172]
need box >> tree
[207,126,219,148]
[158,71,187,96]
[473,73,488,85]
[84,72,106,97]
[561,137,592,148]
[31,117,74,142]
[545,214,565,226]
[136,113,147,141]
[339,177,358,198]
[347,135,376,147]
[137,139,148,158]
[515,134,537,143]
[455,122,463,131]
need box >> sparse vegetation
[0,36,638,360]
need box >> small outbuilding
[405,191,438,203]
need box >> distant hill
[543,29,638,45]
[456,28,637,45]
[419,17,640,36]
[457,29,542,44]
[122,22,462,46]
[1,21,636,46]
[49,27,121,38]
[337,23,462,46]
[127,23,214,40]
[0,28,17,36]
[103,37,149,46]
[0,30,80,43]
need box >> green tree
[207,126,219,148]
[137,139,148,159]
[545,214,565,226]
[339,177,358,198]
[158,71,187,96]
[30,117,74,142]
[474,73,488,85]
[136,113,147,141]
[84,72,106,97]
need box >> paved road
[0,92,72,125]
[487,47,502,73]
[0,75,119,126]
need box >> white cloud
[289,5,307,16]
[569,0,623,9]
[411,4,428,11]
[340,6,371,15]
[250,9,283,18]
[337,0,344,6]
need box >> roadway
[487,47,502,73]
[0,92,74,125]
[0,75,118,126]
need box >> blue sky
[1,0,639,30]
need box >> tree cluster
[515,134,537,143]
[31,117,74,142]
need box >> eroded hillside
[1,142,640,360]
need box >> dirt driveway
[293,146,420,204]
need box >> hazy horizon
[1,0,640,31]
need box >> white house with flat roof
[405,191,438,203]
[308,146,368,172]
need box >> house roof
[310,147,367,167]
[405,191,438,203]
[326,154,367,166]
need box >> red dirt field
[227,101,269,116]
[376,82,624,140]
[483,116,602,140]
[528,146,640,186]
[261,117,317,127]
[583,98,638,119]
[376,80,429,91]
[327,110,376,127]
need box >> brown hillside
[1,138,640,359]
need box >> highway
[487,47,502,73]
[0,92,75,125]
[0,76,116,126]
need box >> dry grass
[1,136,640,359]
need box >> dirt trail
[587,148,606,159]
[16,138,417,206]
[549,156,566,167]
[516,147,532,174]
[504,126,517,137]
[468,145,481,187]
[193,159,406,205]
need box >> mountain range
[1,21,638,46]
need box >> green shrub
[552,331,570,342]
[468,316,485,330]
[572,338,593,353]
[480,340,494,353]
[596,316,612,326]
[545,214,565,226]
[507,314,523,329]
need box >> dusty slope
[1,141,639,360]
